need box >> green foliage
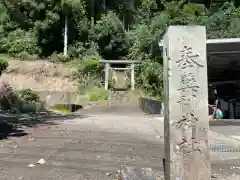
[136,58,163,98]
[16,52,39,61]
[16,51,31,60]
[17,89,40,102]
[198,2,240,38]
[1,0,240,98]
[68,42,86,58]
[0,29,40,55]
[0,58,8,74]
[13,101,44,113]
[81,55,103,75]
[0,82,44,113]
[73,54,104,89]
[0,82,17,110]
[49,52,70,63]
[11,89,43,113]
[87,88,109,102]
[93,11,128,59]
[68,41,99,58]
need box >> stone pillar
[105,63,109,90]
[131,63,135,90]
[163,26,210,180]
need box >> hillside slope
[1,60,78,92]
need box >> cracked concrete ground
[0,106,240,179]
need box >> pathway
[0,106,164,180]
[0,106,240,179]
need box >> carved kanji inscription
[175,57,201,153]
[177,72,199,110]
[176,46,204,69]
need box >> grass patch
[49,104,71,114]
[72,87,109,104]
[47,88,109,114]
[87,88,109,102]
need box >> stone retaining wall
[139,97,163,114]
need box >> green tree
[127,0,207,97]
[1,0,240,98]
[93,11,128,59]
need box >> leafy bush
[77,74,103,90]
[13,101,44,113]
[136,59,163,98]
[12,89,44,113]
[0,58,8,74]
[81,55,103,75]
[0,29,40,55]
[0,81,18,110]
[49,52,70,63]
[16,51,30,60]
[16,52,39,60]
[93,11,129,59]
[73,54,104,89]
[17,89,40,102]
[0,83,45,113]
[68,42,86,58]
[68,41,99,58]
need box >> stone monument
[163,26,210,180]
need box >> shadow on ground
[0,110,86,140]
[210,119,240,126]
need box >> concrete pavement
[149,116,240,179]
[0,107,165,180]
[150,117,240,153]
[0,106,240,179]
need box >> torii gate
[99,59,140,90]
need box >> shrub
[27,54,39,61]
[81,55,103,75]
[16,51,30,60]
[68,41,99,58]
[67,42,86,58]
[0,58,8,75]
[77,74,103,90]
[93,11,129,59]
[1,29,40,55]
[0,84,45,113]
[11,89,44,113]
[17,89,40,102]
[72,54,104,90]
[49,52,70,63]
[14,101,44,113]
[0,81,18,110]
[136,59,163,98]
[16,52,39,61]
